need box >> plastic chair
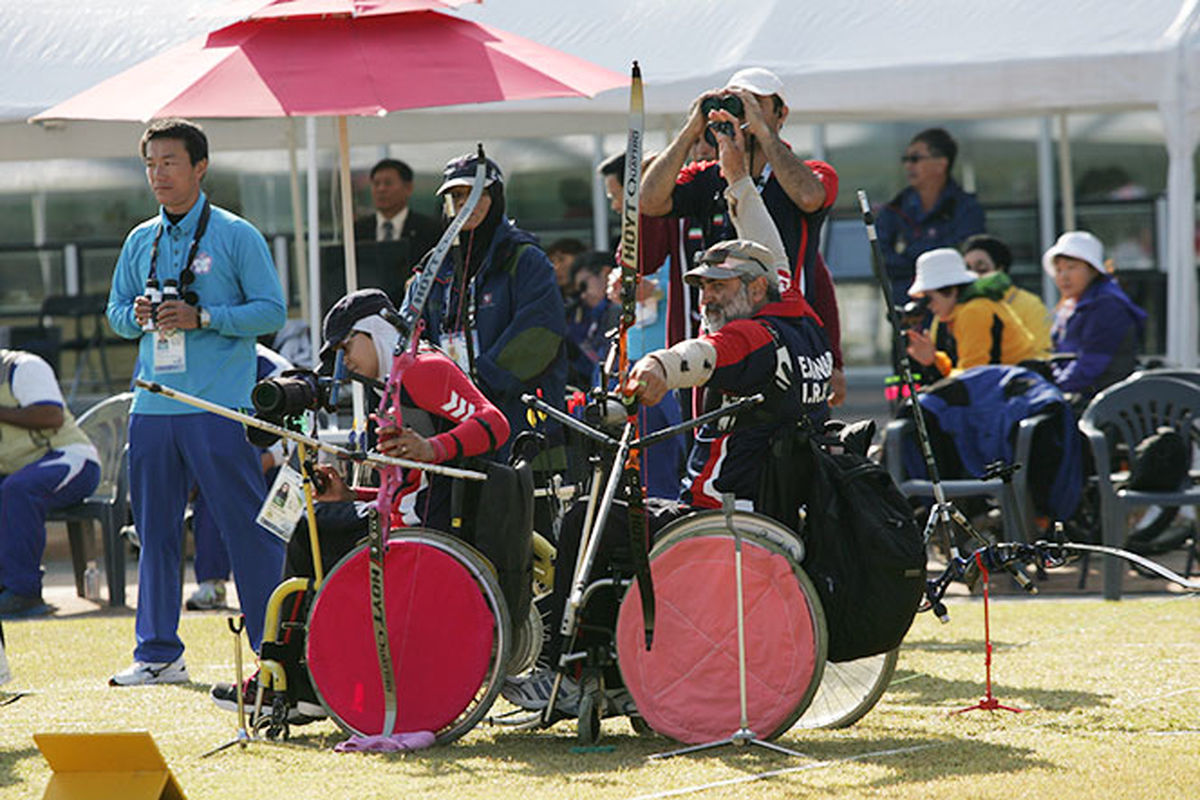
[47,392,133,606]
[884,413,1051,544]
[1078,376,1200,600]
[38,293,114,404]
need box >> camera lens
[251,374,320,417]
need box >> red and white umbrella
[35,0,625,358]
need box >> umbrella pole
[306,117,321,368]
[337,115,366,428]
[287,119,310,340]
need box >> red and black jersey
[681,294,832,510]
[671,158,837,292]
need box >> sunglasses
[900,153,938,165]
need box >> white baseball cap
[726,67,784,100]
[1042,231,1104,276]
[908,248,978,297]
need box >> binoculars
[701,93,745,147]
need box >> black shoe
[211,674,325,724]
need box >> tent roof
[3,0,1200,161]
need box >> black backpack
[759,421,926,663]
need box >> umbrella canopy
[34,8,624,121]
[33,0,627,413]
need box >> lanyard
[148,198,211,305]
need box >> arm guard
[646,338,719,389]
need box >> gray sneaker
[109,657,189,686]
[186,580,227,611]
[502,669,580,715]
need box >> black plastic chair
[1079,376,1200,600]
[47,392,132,606]
[38,293,113,404]
[883,414,1051,544]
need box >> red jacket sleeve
[805,159,839,209]
[810,254,843,369]
[401,354,511,462]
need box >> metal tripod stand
[650,497,811,761]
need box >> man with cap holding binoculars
[640,66,846,405]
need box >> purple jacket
[1051,277,1147,397]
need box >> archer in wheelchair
[503,148,838,729]
[210,289,541,741]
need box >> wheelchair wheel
[792,648,898,729]
[616,510,827,744]
[507,603,545,677]
[306,528,511,745]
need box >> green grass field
[1,593,1197,799]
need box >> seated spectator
[905,249,1038,378]
[0,348,101,618]
[546,238,586,298]
[565,251,620,388]
[1043,231,1147,401]
[961,234,1052,356]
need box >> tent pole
[306,116,321,368]
[338,116,359,292]
[591,133,608,250]
[1037,117,1058,307]
[1056,114,1075,230]
[337,115,366,424]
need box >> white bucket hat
[1042,231,1104,276]
[908,248,978,297]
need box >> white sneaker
[186,580,227,611]
[109,657,189,686]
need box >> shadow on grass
[0,745,40,788]
[900,636,1028,653]
[888,667,1112,712]
[401,730,1054,791]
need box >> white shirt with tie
[375,207,410,242]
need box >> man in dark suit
[353,158,441,256]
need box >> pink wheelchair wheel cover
[307,538,495,735]
[617,533,821,744]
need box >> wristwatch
[198,307,212,329]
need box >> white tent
[4,0,1198,363]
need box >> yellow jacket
[1002,284,1052,357]
[930,295,1038,377]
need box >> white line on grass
[626,743,942,800]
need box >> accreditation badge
[153,330,187,374]
[440,330,478,376]
[255,463,306,542]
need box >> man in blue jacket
[106,119,287,686]
[409,153,567,468]
[875,128,986,306]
